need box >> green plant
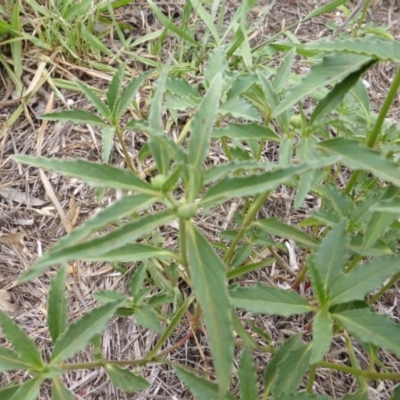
[3,1,400,399]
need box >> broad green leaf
[274,394,327,400]
[8,376,43,400]
[371,197,400,213]
[263,334,303,394]
[39,109,108,126]
[0,346,31,372]
[329,255,400,306]
[25,211,174,283]
[92,290,127,304]
[51,377,74,400]
[174,367,236,400]
[204,47,227,85]
[0,385,19,400]
[148,62,170,175]
[13,156,158,194]
[307,258,327,305]
[306,37,400,63]
[129,264,147,298]
[107,64,125,113]
[116,71,150,118]
[335,308,400,357]
[273,48,296,92]
[105,364,149,392]
[186,223,233,396]
[272,344,312,396]
[316,138,400,187]
[273,53,372,117]
[51,299,124,363]
[147,0,199,47]
[211,123,279,142]
[311,310,333,364]
[166,77,201,99]
[325,185,353,217]
[313,219,348,290]
[79,243,176,263]
[391,385,400,399]
[204,160,273,184]
[0,311,44,369]
[256,218,319,249]
[341,389,369,400]
[238,348,258,400]
[220,97,261,122]
[19,194,157,283]
[188,73,222,172]
[134,304,163,333]
[229,283,315,316]
[101,126,115,163]
[363,185,400,249]
[75,80,111,119]
[48,266,68,344]
[201,165,308,208]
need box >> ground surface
[1,1,400,399]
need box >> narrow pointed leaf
[371,197,400,213]
[272,344,312,396]
[106,364,149,392]
[308,258,327,305]
[204,47,227,85]
[329,255,400,306]
[116,71,149,118]
[238,348,258,400]
[0,346,31,372]
[311,310,333,364]
[51,377,74,400]
[8,377,43,400]
[134,304,163,333]
[48,266,68,344]
[13,156,157,194]
[211,123,279,141]
[256,218,319,249]
[335,308,400,357]
[273,53,372,117]
[0,311,44,368]
[316,138,400,187]
[275,394,327,400]
[306,37,400,63]
[101,126,115,163]
[174,367,236,400]
[51,299,124,363]
[107,64,125,113]
[188,73,222,171]
[25,211,175,284]
[313,218,348,290]
[219,97,261,122]
[19,194,157,283]
[186,223,233,396]
[310,60,376,124]
[40,109,108,126]
[75,80,110,119]
[264,334,303,394]
[229,283,314,316]
[201,165,308,208]
[129,264,147,297]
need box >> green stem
[223,191,270,265]
[116,125,136,174]
[368,271,400,305]
[179,218,189,272]
[317,361,400,380]
[306,365,317,393]
[221,137,234,161]
[356,0,371,33]
[346,66,400,195]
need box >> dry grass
[1,1,400,399]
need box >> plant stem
[306,365,316,393]
[223,191,270,265]
[115,125,136,173]
[317,361,400,380]
[345,66,400,195]
[368,271,400,305]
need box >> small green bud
[151,174,167,189]
[177,203,197,219]
[289,115,302,128]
